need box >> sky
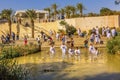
[0,0,120,14]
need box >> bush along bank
[106,36,120,54]
[0,44,40,60]
[0,59,30,80]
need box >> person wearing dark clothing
[84,38,89,48]
[16,32,19,40]
[12,32,15,41]
[6,34,10,43]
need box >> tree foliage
[26,9,36,38]
[59,20,76,36]
[76,3,86,17]
[107,36,120,54]
[100,7,112,16]
[0,60,30,80]
[44,8,51,19]
[51,3,58,19]
[1,9,13,35]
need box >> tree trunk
[80,11,82,17]
[31,19,34,38]
[8,20,12,36]
[16,23,20,35]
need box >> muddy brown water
[16,48,120,80]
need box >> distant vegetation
[43,2,120,19]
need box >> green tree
[51,3,58,20]
[1,9,13,36]
[87,12,99,17]
[76,3,85,17]
[58,8,65,19]
[15,14,21,36]
[26,9,36,38]
[65,5,71,18]
[60,8,65,16]
[100,7,112,16]
[59,20,76,36]
[107,36,120,54]
[70,6,76,18]
[44,8,51,20]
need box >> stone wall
[59,15,120,31]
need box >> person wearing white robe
[75,47,81,61]
[93,48,99,59]
[68,47,74,59]
[60,43,67,60]
[89,44,95,61]
[102,27,105,36]
[95,26,99,35]
[111,27,116,38]
[49,45,55,58]
[107,31,111,39]
[77,28,81,36]
[95,34,100,44]
[56,32,60,41]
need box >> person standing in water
[60,43,67,60]
[49,45,55,59]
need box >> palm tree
[44,8,51,20]
[15,14,20,36]
[26,9,36,38]
[65,5,71,18]
[58,8,65,19]
[1,9,13,36]
[60,8,65,16]
[76,3,85,17]
[51,3,58,20]
[70,6,76,17]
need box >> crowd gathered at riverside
[48,26,117,61]
[0,26,118,61]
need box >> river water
[16,48,120,80]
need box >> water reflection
[15,48,120,80]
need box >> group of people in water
[48,26,117,61]
[49,42,99,62]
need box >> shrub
[0,45,40,59]
[88,29,92,35]
[74,31,78,35]
[106,36,120,54]
[83,31,87,35]
[66,25,77,36]
[59,21,77,36]
[0,60,30,80]
[59,20,67,26]
[58,29,66,35]
[116,27,120,32]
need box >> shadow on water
[84,73,120,80]
[21,62,74,80]
[16,48,120,80]
[20,60,120,80]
